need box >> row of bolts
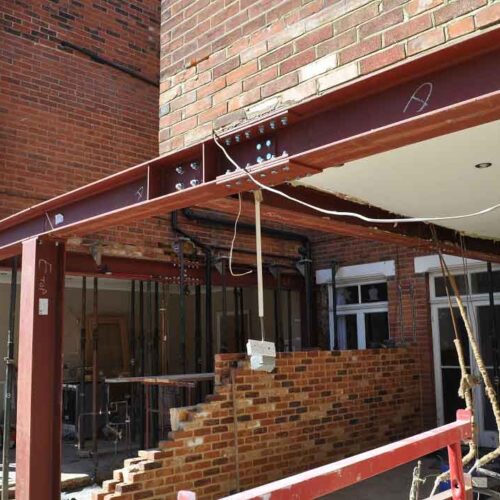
[174,116,289,191]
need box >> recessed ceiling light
[475,162,492,169]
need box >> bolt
[260,173,266,178]
[190,161,199,170]
[257,156,264,163]
[244,131,251,139]
[283,165,290,171]
[258,125,265,134]
[256,143,262,151]
[271,170,277,175]
[190,179,200,187]
[225,184,232,188]
[235,134,241,143]
[280,116,288,126]
[175,166,184,175]
[269,120,276,129]
[175,182,184,190]
[225,138,232,146]
[266,152,272,160]
[265,139,272,147]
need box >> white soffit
[298,120,500,240]
[414,254,484,274]
[316,260,395,284]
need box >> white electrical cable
[213,135,500,224]
[229,193,253,277]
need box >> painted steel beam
[0,30,499,259]
[16,237,65,500]
[198,186,500,263]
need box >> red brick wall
[159,0,499,154]
[312,235,435,427]
[94,349,422,500]
[0,1,166,253]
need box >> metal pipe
[154,282,159,375]
[78,276,86,450]
[234,287,241,352]
[205,251,213,372]
[331,261,339,350]
[92,277,98,475]
[147,281,152,375]
[139,281,145,376]
[239,288,245,350]
[160,283,168,373]
[129,280,136,442]
[487,261,499,393]
[273,268,283,351]
[195,285,202,372]
[2,256,17,500]
[254,191,265,340]
[287,288,293,352]
[221,258,227,352]
[130,280,136,376]
[179,240,186,373]
[182,208,308,243]
[139,280,145,448]
[170,212,213,371]
[303,242,314,348]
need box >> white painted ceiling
[298,120,500,240]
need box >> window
[333,281,390,350]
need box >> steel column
[92,277,99,477]
[16,237,65,500]
[2,256,17,500]
[78,275,86,450]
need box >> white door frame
[430,269,500,448]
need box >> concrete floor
[325,457,438,499]
[1,439,139,499]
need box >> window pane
[336,314,358,350]
[471,271,500,294]
[438,307,469,366]
[360,283,387,303]
[434,275,467,297]
[336,286,359,305]
[365,312,389,348]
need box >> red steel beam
[218,409,472,500]
[0,30,499,260]
[16,237,65,500]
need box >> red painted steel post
[447,441,466,500]
[16,237,66,500]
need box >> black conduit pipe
[171,212,214,371]
[182,208,314,347]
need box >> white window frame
[317,260,394,351]
[334,282,389,350]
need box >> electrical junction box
[246,339,276,372]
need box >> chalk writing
[403,82,433,114]
[38,258,53,296]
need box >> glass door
[432,303,499,448]
[475,304,500,448]
[433,306,470,425]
